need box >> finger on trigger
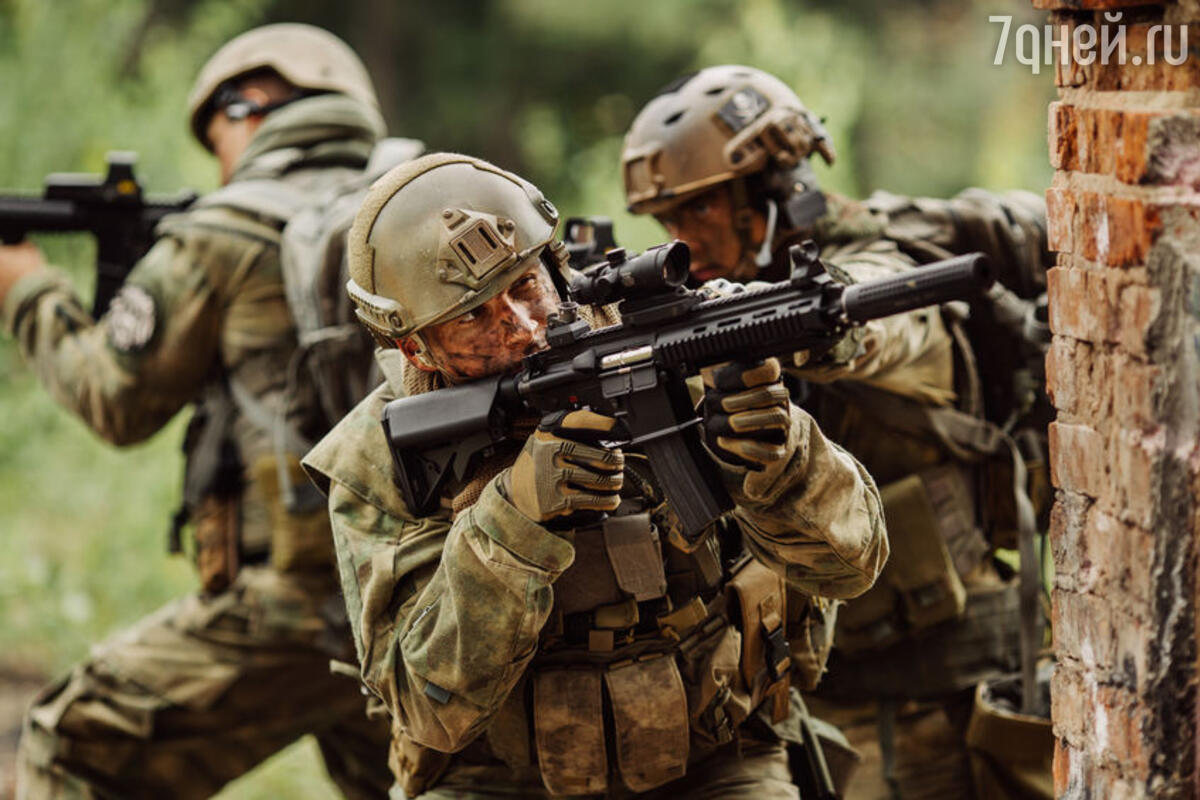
[559,408,619,434]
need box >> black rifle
[0,152,197,317]
[383,240,992,541]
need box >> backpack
[189,137,424,508]
[866,188,1053,441]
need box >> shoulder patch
[106,285,158,352]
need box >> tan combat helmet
[346,153,566,348]
[621,65,836,216]
[187,23,380,149]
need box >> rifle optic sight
[569,240,690,306]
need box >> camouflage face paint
[422,263,559,382]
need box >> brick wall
[1035,1,1200,796]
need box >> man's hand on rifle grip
[503,408,625,523]
[701,357,793,472]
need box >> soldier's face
[405,262,558,382]
[206,110,262,185]
[655,184,763,283]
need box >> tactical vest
[784,198,1046,701]
[800,354,1028,700]
[397,452,840,797]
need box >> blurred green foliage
[0,0,1053,796]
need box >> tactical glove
[701,357,793,472]
[504,408,625,522]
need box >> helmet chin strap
[754,198,779,269]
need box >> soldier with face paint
[622,66,1054,800]
[303,152,890,798]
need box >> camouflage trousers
[16,566,393,800]
[805,692,977,800]
[411,738,798,799]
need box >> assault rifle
[383,240,992,541]
[0,152,197,317]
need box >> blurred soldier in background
[622,65,1054,799]
[0,23,406,798]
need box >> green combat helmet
[621,65,835,216]
[622,66,837,272]
[187,22,381,149]
[346,153,567,349]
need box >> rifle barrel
[841,253,992,322]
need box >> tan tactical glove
[701,357,793,472]
[504,408,625,522]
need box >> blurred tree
[247,0,1051,246]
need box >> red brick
[1093,685,1152,779]
[1075,108,1100,176]
[1053,589,1116,669]
[1118,284,1162,356]
[1049,102,1077,171]
[1121,526,1156,619]
[1044,335,1065,409]
[1053,738,1072,797]
[1091,23,1200,92]
[1109,426,1163,528]
[1047,337,1115,425]
[1053,499,1157,624]
[1048,266,1085,339]
[1050,491,1091,593]
[1048,266,1121,342]
[1051,662,1088,742]
[1050,421,1108,496]
[1112,352,1159,429]
[1046,187,1075,254]
[1045,335,1072,411]
[1053,16,1089,90]
[1102,195,1158,266]
[1043,191,1164,268]
[1094,109,1119,176]
[1037,3,1196,789]
[1114,111,1154,184]
[1076,193,1105,263]
[1080,506,1116,596]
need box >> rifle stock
[383,240,992,541]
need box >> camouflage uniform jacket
[774,188,1048,408]
[0,94,385,562]
[302,342,888,756]
[742,189,1050,697]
